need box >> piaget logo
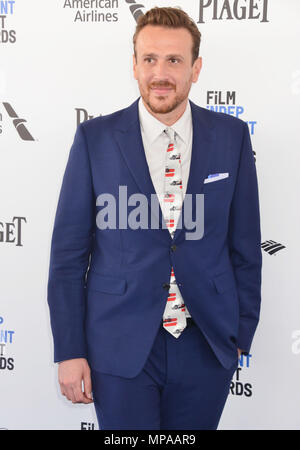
[0,216,27,246]
[198,0,269,23]
[75,107,102,126]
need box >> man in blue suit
[47,7,262,430]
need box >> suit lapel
[113,98,169,234]
[113,97,215,240]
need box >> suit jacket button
[170,245,177,252]
[162,283,170,290]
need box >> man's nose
[152,60,169,78]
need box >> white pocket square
[204,173,229,184]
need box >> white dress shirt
[138,96,193,202]
[138,96,193,319]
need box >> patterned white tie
[162,127,187,338]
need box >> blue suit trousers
[90,320,238,430]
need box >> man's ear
[133,53,137,80]
[192,56,202,83]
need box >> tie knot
[164,127,176,143]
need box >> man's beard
[140,82,190,115]
[144,93,184,114]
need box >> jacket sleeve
[47,123,95,363]
[228,121,262,354]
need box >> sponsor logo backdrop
[0,0,299,430]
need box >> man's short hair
[133,6,201,65]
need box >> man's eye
[145,58,153,63]
[170,59,179,63]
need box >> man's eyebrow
[142,53,184,59]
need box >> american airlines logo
[125,0,144,21]
[2,102,34,141]
[261,240,286,255]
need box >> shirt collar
[138,96,191,145]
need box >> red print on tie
[164,193,175,202]
[167,293,176,302]
[163,318,177,327]
[162,128,187,337]
[165,168,175,177]
[165,219,175,228]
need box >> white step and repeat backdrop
[1,0,300,430]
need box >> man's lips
[151,86,173,94]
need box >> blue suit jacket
[47,97,262,377]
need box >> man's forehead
[137,25,192,45]
[136,26,193,54]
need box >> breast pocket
[202,176,231,193]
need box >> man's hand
[237,348,243,359]
[58,358,93,404]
